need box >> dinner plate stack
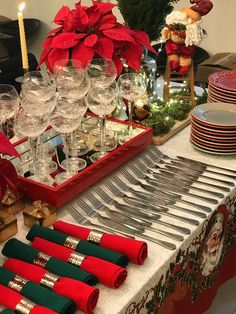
[208,70,236,104]
[191,102,236,155]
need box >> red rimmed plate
[209,83,236,96]
[191,133,236,148]
[209,70,236,92]
[191,120,236,136]
[191,128,236,142]
[190,139,236,155]
[208,90,236,104]
[191,103,236,129]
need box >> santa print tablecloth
[124,188,236,314]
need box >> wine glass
[21,71,56,102]
[118,73,146,136]
[50,106,86,185]
[54,59,85,99]
[86,81,119,163]
[14,108,51,184]
[87,58,117,87]
[0,84,20,131]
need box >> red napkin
[3,258,99,314]
[0,284,56,314]
[54,221,148,265]
[32,237,127,288]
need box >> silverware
[105,180,199,226]
[140,153,231,192]
[132,160,223,200]
[95,186,191,235]
[170,160,236,180]
[121,167,212,213]
[87,193,184,242]
[177,155,236,175]
[112,174,207,218]
[78,197,177,250]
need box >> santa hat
[190,0,213,16]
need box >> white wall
[0,0,235,62]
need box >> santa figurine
[161,0,213,75]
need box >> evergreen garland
[116,0,180,41]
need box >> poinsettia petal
[72,42,94,68]
[113,57,123,77]
[93,1,116,15]
[130,30,157,54]
[0,132,19,157]
[42,37,53,49]
[97,14,117,31]
[75,6,89,31]
[74,33,87,40]
[103,28,134,43]
[48,27,62,35]
[95,37,114,60]
[84,34,98,47]
[63,10,76,32]
[39,48,51,68]
[54,6,70,25]
[123,43,142,71]
[48,48,69,72]
[85,6,100,27]
[51,33,77,49]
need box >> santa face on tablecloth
[161,0,213,74]
[200,211,225,277]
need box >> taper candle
[18,2,29,70]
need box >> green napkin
[0,267,76,314]
[2,239,97,285]
[1,310,15,314]
[26,225,128,267]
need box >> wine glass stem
[128,100,134,136]
[100,115,106,156]
[29,137,38,175]
[61,133,69,161]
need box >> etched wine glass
[87,58,117,87]
[118,73,146,137]
[0,84,20,131]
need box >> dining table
[0,124,236,314]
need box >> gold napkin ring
[15,299,35,314]
[33,252,51,268]
[64,236,80,250]
[40,272,60,289]
[87,229,104,244]
[8,275,28,293]
[68,252,86,266]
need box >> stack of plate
[191,102,236,155]
[208,70,236,104]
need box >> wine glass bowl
[88,58,117,87]
[0,84,20,125]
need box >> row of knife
[66,146,236,251]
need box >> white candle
[18,2,29,70]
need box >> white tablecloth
[1,125,236,314]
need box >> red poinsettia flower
[40,1,156,75]
[0,131,19,201]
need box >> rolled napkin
[0,267,76,314]
[0,306,15,314]
[3,258,99,314]
[0,284,57,314]
[26,225,128,267]
[32,237,127,288]
[2,239,97,285]
[54,220,148,265]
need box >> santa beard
[185,21,204,46]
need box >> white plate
[191,102,236,127]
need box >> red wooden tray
[14,118,152,208]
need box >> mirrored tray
[10,116,152,208]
